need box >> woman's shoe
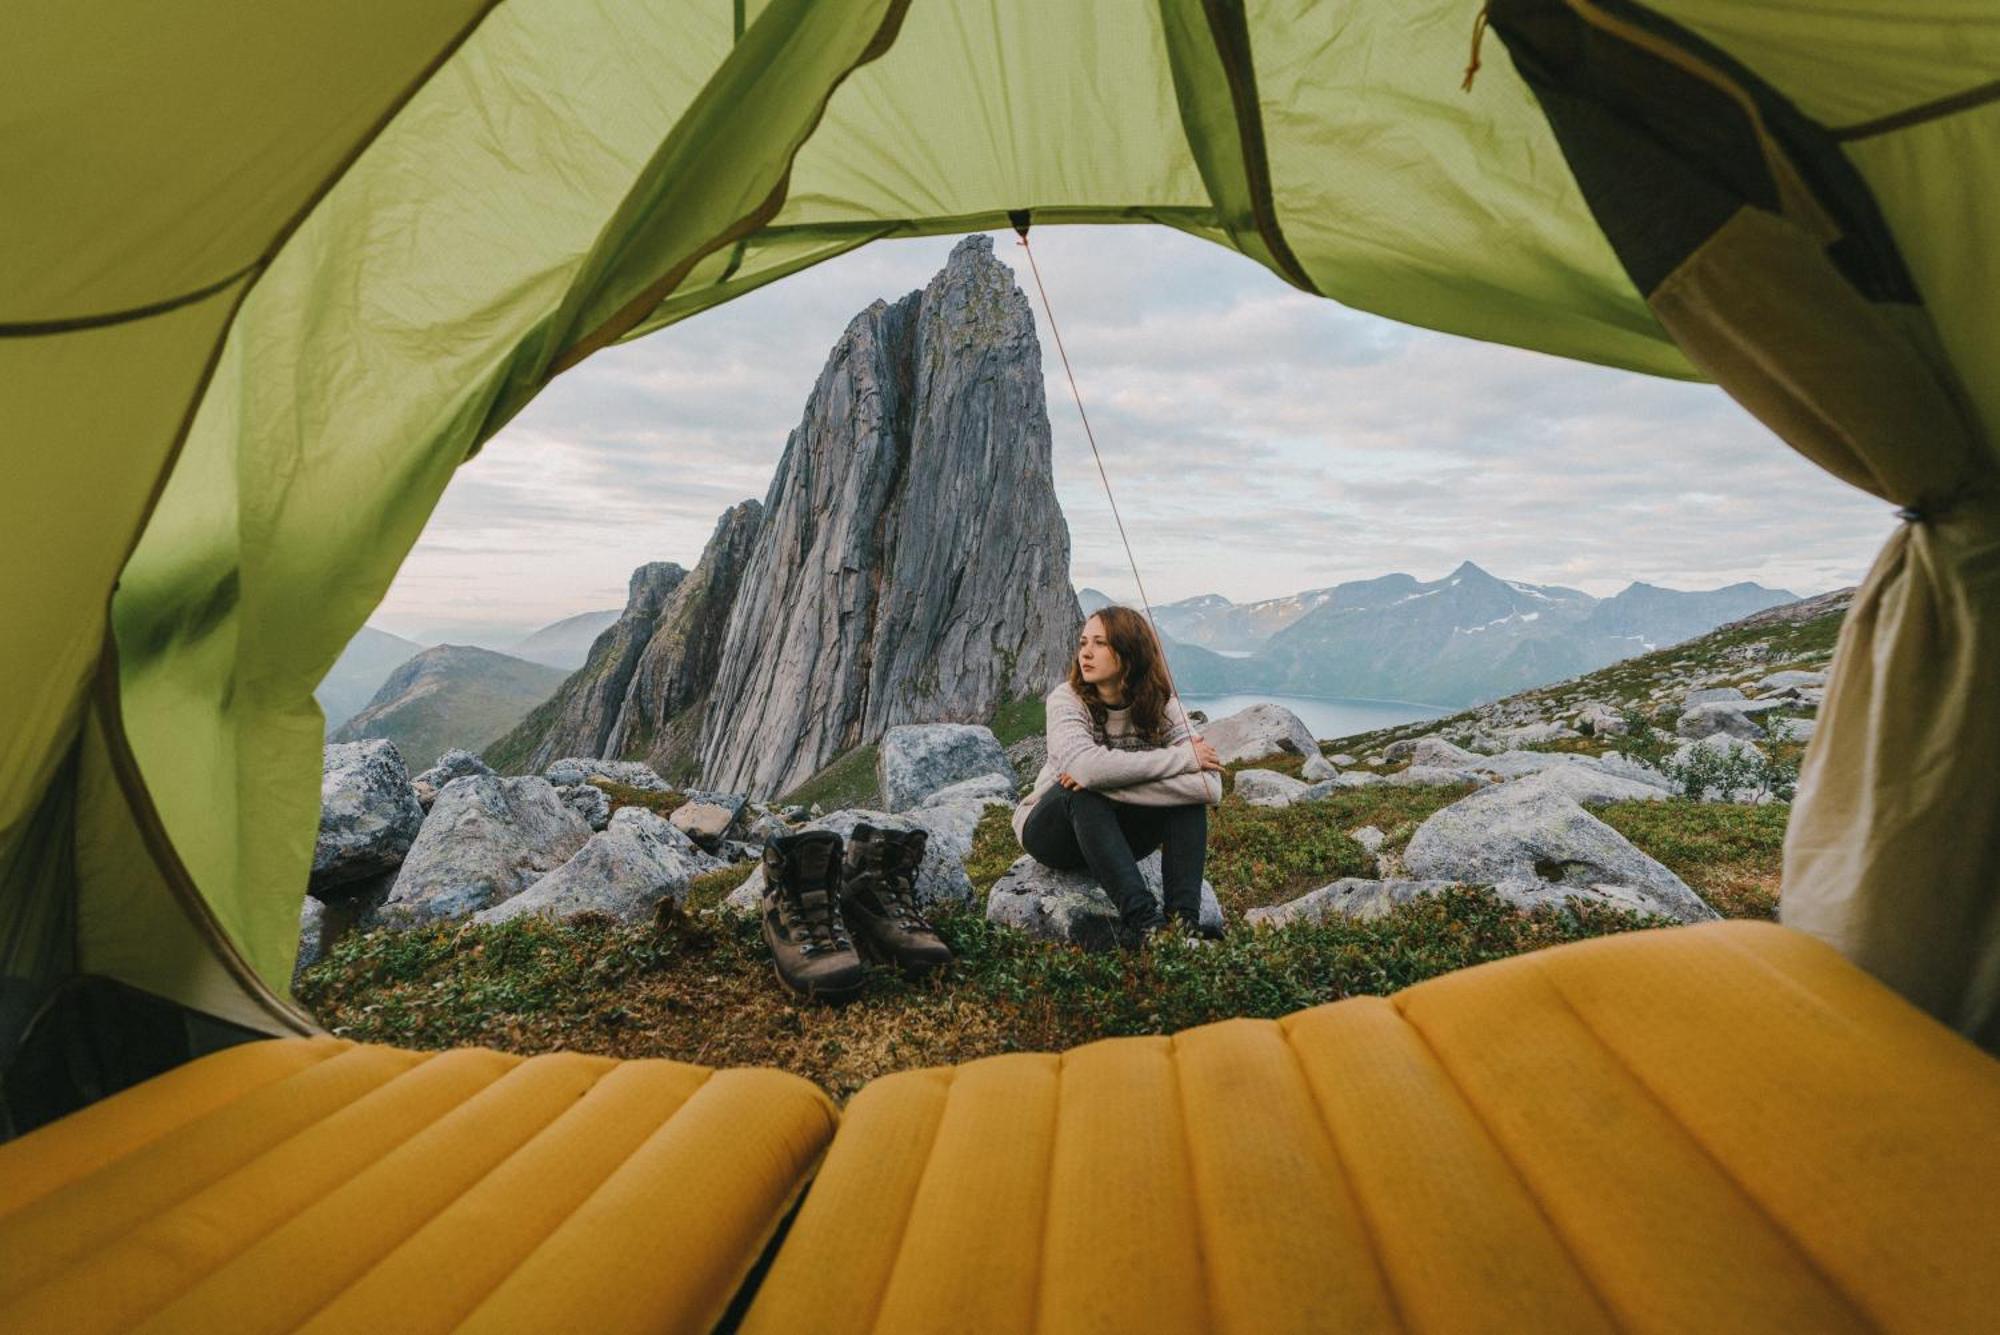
[760,831,864,1003]
[840,824,954,979]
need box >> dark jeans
[1021,785,1207,926]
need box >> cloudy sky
[372,225,1894,645]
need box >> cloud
[370,225,1890,640]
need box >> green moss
[989,694,1046,747]
[781,744,881,812]
[589,779,687,819]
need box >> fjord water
[1179,693,1451,742]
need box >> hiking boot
[840,824,953,979]
[760,831,863,1003]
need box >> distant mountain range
[1083,563,1796,707]
[507,609,620,670]
[317,626,425,732]
[330,644,570,770]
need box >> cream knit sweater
[1012,681,1223,843]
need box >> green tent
[3,0,1996,1083]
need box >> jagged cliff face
[484,561,686,774]
[698,235,1079,796]
[601,499,764,782]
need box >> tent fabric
[744,921,2000,1333]
[0,1039,839,1334]
[1489,0,2000,1045]
[0,0,1993,1048]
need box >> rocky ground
[298,593,1842,1095]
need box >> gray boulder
[1386,765,1489,788]
[877,723,1012,812]
[1201,703,1317,765]
[1772,717,1818,743]
[414,748,494,792]
[669,789,747,851]
[1677,702,1767,740]
[742,808,793,845]
[1234,768,1311,807]
[725,803,983,915]
[543,757,671,791]
[1498,721,1577,747]
[1411,736,1481,768]
[1683,686,1748,709]
[1594,752,1677,792]
[1246,878,1464,928]
[313,741,426,898]
[1403,784,1716,922]
[1330,770,1385,790]
[1756,669,1826,693]
[1349,825,1387,855]
[381,776,590,925]
[985,853,1225,949]
[1574,703,1628,737]
[1327,753,1357,767]
[555,782,612,831]
[1382,739,1418,762]
[921,772,1019,808]
[1509,762,1673,805]
[475,808,722,926]
[1299,752,1338,783]
[1467,749,1576,780]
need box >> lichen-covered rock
[1682,686,1748,710]
[1326,753,1357,768]
[1299,752,1338,783]
[724,804,983,915]
[1496,721,1577,747]
[920,771,1019,808]
[984,854,1224,949]
[381,776,590,925]
[313,741,426,898]
[543,757,671,791]
[1592,752,1676,792]
[876,724,1012,812]
[1349,825,1386,855]
[1385,765,1489,788]
[1402,784,1715,922]
[1772,717,1817,743]
[670,789,746,850]
[1676,701,1769,740]
[1200,703,1317,765]
[474,808,722,926]
[1233,768,1311,807]
[1246,878,1465,928]
[1574,702,1628,736]
[1755,669,1826,693]
[414,748,494,792]
[1412,736,1482,768]
[555,782,612,831]
[1507,762,1673,805]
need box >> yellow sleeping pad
[744,921,2000,1334]
[0,1042,836,1334]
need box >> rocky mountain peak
[696,237,1079,797]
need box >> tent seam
[0,262,261,337]
[1832,76,2000,142]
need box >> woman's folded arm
[1045,688,1200,789]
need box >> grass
[989,694,1046,747]
[588,779,688,819]
[1596,798,1789,919]
[1205,783,1474,914]
[780,744,881,811]
[298,885,1665,1101]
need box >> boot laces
[774,844,850,954]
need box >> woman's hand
[1190,737,1222,772]
[1058,771,1082,790]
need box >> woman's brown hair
[1068,605,1176,744]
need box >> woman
[1013,605,1225,940]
